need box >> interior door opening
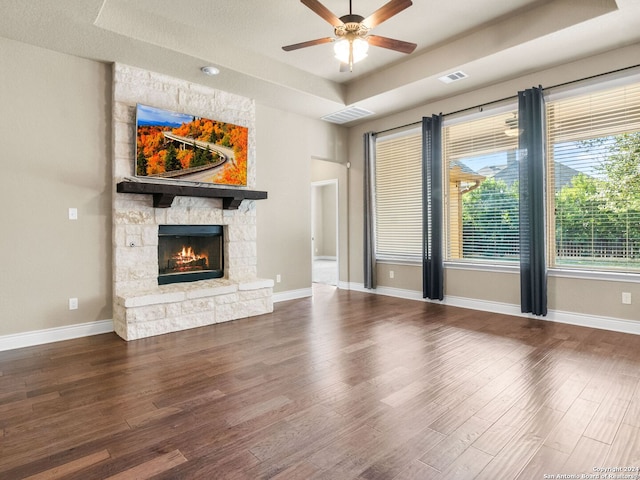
[311,180,338,286]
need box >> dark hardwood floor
[1,285,639,479]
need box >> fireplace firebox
[158,225,223,285]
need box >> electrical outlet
[69,297,78,310]
[68,208,78,220]
[622,292,632,305]
[276,274,281,283]
[389,270,395,279]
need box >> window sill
[375,260,640,283]
[548,268,640,284]
[444,261,519,274]
[376,259,521,272]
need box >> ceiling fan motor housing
[336,14,368,39]
[339,13,364,24]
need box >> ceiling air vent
[321,106,374,124]
[438,70,469,84]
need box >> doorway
[311,180,338,286]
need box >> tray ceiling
[1,0,639,123]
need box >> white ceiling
[2,0,640,124]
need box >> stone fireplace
[112,64,273,341]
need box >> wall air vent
[321,106,374,124]
[438,70,469,84]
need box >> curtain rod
[374,63,640,136]
[375,91,519,135]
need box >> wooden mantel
[116,180,267,209]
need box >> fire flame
[171,245,208,271]
[180,246,195,260]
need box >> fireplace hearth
[158,225,223,285]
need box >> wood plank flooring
[1,285,639,479]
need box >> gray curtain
[364,131,377,289]
[518,87,547,316]
[422,115,444,300]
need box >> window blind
[547,82,640,271]
[443,110,520,262]
[375,131,422,259]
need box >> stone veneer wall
[112,64,273,340]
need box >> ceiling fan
[282,0,417,72]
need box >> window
[373,74,640,275]
[375,130,422,261]
[547,81,640,271]
[443,108,520,263]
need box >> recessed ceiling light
[201,66,220,76]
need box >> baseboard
[545,308,640,335]
[3,286,636,351]
[446,295,640,336]
[343,282,640,336]
[1,288,311,352]
[273,288,313,303]
[0,319,114,352]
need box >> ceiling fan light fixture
[334,37,369,64]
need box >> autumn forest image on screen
[135,104,248,186]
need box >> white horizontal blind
[444,110,520,262]
[446,112,519,159]
[375,131,422,260]
[547,81,640,271]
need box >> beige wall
[347,42,640,322]
[0,37,112,336]
[311,187,325,256]
[320,184,337,257]
[255,106,347,293]
[312,182,337,258]
[549,276,640,320]
[311,159,349,284]
[311,182,338,257]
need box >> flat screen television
[135,103,248,186]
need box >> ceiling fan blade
[367,35,417,54]
[300,0,344,27]
[282,37,334,51]
[362,0,413,29]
